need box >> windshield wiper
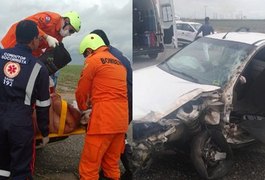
[171,69,199,83]
[160,62,199,83]
[159,61,175,74]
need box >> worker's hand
[46,35,59,48]
[41,136,50,147]
[80,109,91,125]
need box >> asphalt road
[132,46,178,70]
[134,142,265,180]
[34,47,265,179]
[34,136,265,180]
[34,135,83,180]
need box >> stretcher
[35,96,86,140]
[36,41,84,140]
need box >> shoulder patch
[4,62,21,78]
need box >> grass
[56,65,83,94]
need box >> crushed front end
[129,90,224,172]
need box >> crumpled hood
[133,65,220,122]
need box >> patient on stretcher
[34,93,82,135]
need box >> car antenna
[222,32,229,39]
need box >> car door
[176,23,196,43]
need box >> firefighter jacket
[75,46,128,134]
[0,44,51,137]
[1,11,63,57]
[109,46,132,123]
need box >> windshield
[159,37,255,88]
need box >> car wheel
[148,53,158,59]
[190,130,234,179]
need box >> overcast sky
[174,0,265,19]
[0,0,132,64]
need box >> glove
[46,35,59,48]
[80,109,91,125]
[41,136,50,147]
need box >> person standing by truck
[195,17,214,37]
[0,20,50,179]
[195,17,214,61]
[76,33,128,180]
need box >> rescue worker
[90,29,133,180]
[1,11,81,86]
[1,11,81,57]
[76,34,128,180]
[0,20,50,179]
[90,29,132,123]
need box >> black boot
[120,144,133,180]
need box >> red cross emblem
[4,62,21,78]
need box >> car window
[176,23,183,30]
[192,23,202,31]
[159,37,255,88]
[182,24,194,32]
[176,23,194,32]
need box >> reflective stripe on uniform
[24,63,41,105]
[0,169,10,177]
[36,98,51,107]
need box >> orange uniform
[1,11,63,57]
[75,46,128,180]
[75,46,128,134]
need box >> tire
[190,130,234,179]
[148,53,158,59]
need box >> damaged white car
[129,32,265,179]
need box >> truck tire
[190,130,233,179]
[148,53,158,59]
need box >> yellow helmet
[79,33,105,54]
[63,11,81,32]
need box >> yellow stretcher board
[36,99,86,140]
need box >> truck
[133,0,164,59]
[154,0,178,48]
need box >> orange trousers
[79,133,125,180]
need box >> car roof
[175,21,201,25]
[207,32,265,46]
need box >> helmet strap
[62,18,70,29]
